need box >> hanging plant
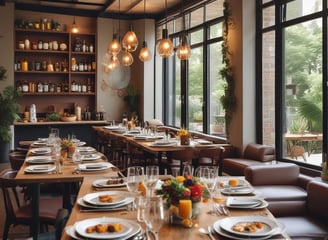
[220,0,236,139]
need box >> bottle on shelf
[89,43,94,53]
[21,59,28,71]
[82,40,86,52]
[87,78,92,93]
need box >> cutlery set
[208,203,229,216]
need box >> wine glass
[145,165,159,197]
[144,196,164,240]
[72,148,82,170]
[126,166,144,193]
[196,166,218,210]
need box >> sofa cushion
[244,163,300,185]
[243,143,275,162]
[277,216,328,239]
[307,181,328,221]
[222,158,273,176]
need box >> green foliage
[0,66,7,81]
[219,1,236,138]
[0,86,21,142]
[124,84,139,114]
[288,118,308,134]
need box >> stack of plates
[24,164,56,174]
[77,191,134,210]
[81,154,102,161]
[26,156,54,164]
[66,217,142,240]
[226,197,268,209]
[213,216,283,240]
[151,140,178,147]
[78,162,113,171]
[221,179,254,195]
[30,147,51,155]
[78,146,97,154]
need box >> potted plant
[0,69,22,162]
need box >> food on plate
[106,177,124,185]
[85,223,123,233]
[232,222,263,233]
[228,178,239,187]
[98,195,114,202]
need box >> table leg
[30,183,40,239]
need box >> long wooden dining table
[61,174,290,239]
[15,144,116,239]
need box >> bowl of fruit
[60,113,77,122]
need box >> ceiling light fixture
[122,25,138,52]
[157,0,174,58]
[177,2,191,60]
[122,50,134,66]
[139,0,152,62]
[107,0,121,70]
[71,16,79,33]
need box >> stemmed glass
[196,166,218,211]
[72,148,82,172]
[145,165,159,197]
[144,196,164,240]
[126,166,145,193]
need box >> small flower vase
[180,136,190,145]
[61,149,68,159]
[67,144,76,158]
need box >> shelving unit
[14,28,97,114]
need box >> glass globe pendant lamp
[108,33,121,56]
[177,35,191,60]
[107,55,120,70]
[122,50,134,66]
[157,29,174,58]
[122,26,138,52]
[139,41,152,62]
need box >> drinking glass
[195,166,218,199]
[144,196,164,240]
[126,166,144,193]
[72,148,82,167]
[145,165,159,197]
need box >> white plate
[76,141,86,147]
[82,191,130,206]
[213,219,282,240]
[221,186,254,195]
[74,217,134,239]
[30,147,51,155]
[196,139,213,145]
[81,154,101,161]
[78,162,113,171]
[219,216,280,237]
[66,220,141,240]
[77,196,134,209]
[223,179,248,188]
[226,197,268,209]
[104,126,122,130]
[93,178,126,188]
[26,156,54,164]
[24,164,56,173]
[32,140,47,146]
[77,147,97,154]
[151,140,177,147]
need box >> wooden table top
[61,176,290,240]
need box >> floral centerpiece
[177,128,191,145]
[156,175,209,224]
[60,138,75,158]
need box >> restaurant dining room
[0,0,328,239]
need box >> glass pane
[206,0,224,21]
[188,46,204,131]
[175,16,183,33]
[209,41,225,135]
[283,20,322,167]
[285,0,322,21]
[190,7,203,28]
[263,5,275,28]
[167,37,180,127]
[190,29,203,45]
[262,31,275,145]
[210,22,222,39]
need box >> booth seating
[244,163,312,217]
[222,143,275,176]
[277,180,328,239]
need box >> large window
[258,0,325,170]
[157,0,225,136]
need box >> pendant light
[156,0,174,58]
[177,35,191,60]
[108,33,121,56]
[139,0,152,62]
[122,50,134,66]
[177,4,191,60]
[107,55,120,70]
[71,16,79,33]
[122,25,138,52]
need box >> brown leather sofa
[244,163,312,217]
[277,180,328,239]
[222,143,275,176]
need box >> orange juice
[179,200,192,219]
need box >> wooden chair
[9,151,26,170]
[166,147,194,176]
[195,146,224,175]
[0,169,62,239]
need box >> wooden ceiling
[5,0,207,20]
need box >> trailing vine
[220,0,236,139]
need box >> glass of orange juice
[179,199,192,219]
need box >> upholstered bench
[277,180,328,239]
[222,143,275,176]
[244,163,312,217]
